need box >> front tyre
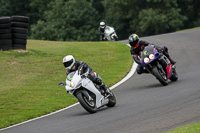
[152,67,168,86]
[77,92,97,113]
[106,90,116,107]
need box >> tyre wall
[0,16,12,51]
[0,16,30,51]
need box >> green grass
[166,122,200,133]
[0,40,132,129]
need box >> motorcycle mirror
[58,81,66,86]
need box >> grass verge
[166,122,200,133]
[0,40,132,129]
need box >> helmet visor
[100,25,105,29]
[63,59,73,68]
[130,41,139,48]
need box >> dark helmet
[129,34,139,49]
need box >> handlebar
[78,65,90,78]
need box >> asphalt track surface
[1,29,200,133]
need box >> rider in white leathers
[98,21,115,41]
[63,55,109,96]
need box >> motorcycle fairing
[158,55,172,79]
[65,71,108,108]
[166,62,172,79]
[140,47,161,67]
[81,79,108,108]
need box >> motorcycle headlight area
[144,57,150,63]
[149,54,155,60]
[70,81,76,88]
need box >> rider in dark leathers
[63,55,109,95]
[129,34,176,74]
[99,22,107,41]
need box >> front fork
[145,61,166,76]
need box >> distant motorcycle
[140,45,178,86]
[58,67,116,113]
[103,26,118,41]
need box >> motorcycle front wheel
[152,67,168,86]
[77,92,97,113]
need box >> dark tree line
[0,0,199,41]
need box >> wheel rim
[158,68,167,80]
[83,95,95,107]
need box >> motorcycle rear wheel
[113,35,118,41]
[106,90,116,107]
[170,69,178,81]
[152,67,168,86]
[77,92,97,113]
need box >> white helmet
[63,55,75,70]
[100,22,105,29]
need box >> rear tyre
[170,69,178,81]
[77,92,97,113]
[106,90,116,107]
[152,67,168,86]
[113,35,118,41]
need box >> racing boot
[168,56,176,65]
[100,82,110,96]
[162,46,176,65]
[94,78,110,96]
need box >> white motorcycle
[58,67,116,113]
[104,26,118,41]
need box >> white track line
[0,43,137,131]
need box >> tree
[0,0,31,16]
[136,0,187,36]
[28,0,55,24]
[103,0,140,39]
[31,0,100,41]
[0,0,55,26]
[91,0,105,18]
[103,0,187,38]
[177,0,200,28]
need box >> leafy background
[0,0,199,41]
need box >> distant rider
[98,21,115,41]
[129,34,176,74]
[63,55,110,95]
